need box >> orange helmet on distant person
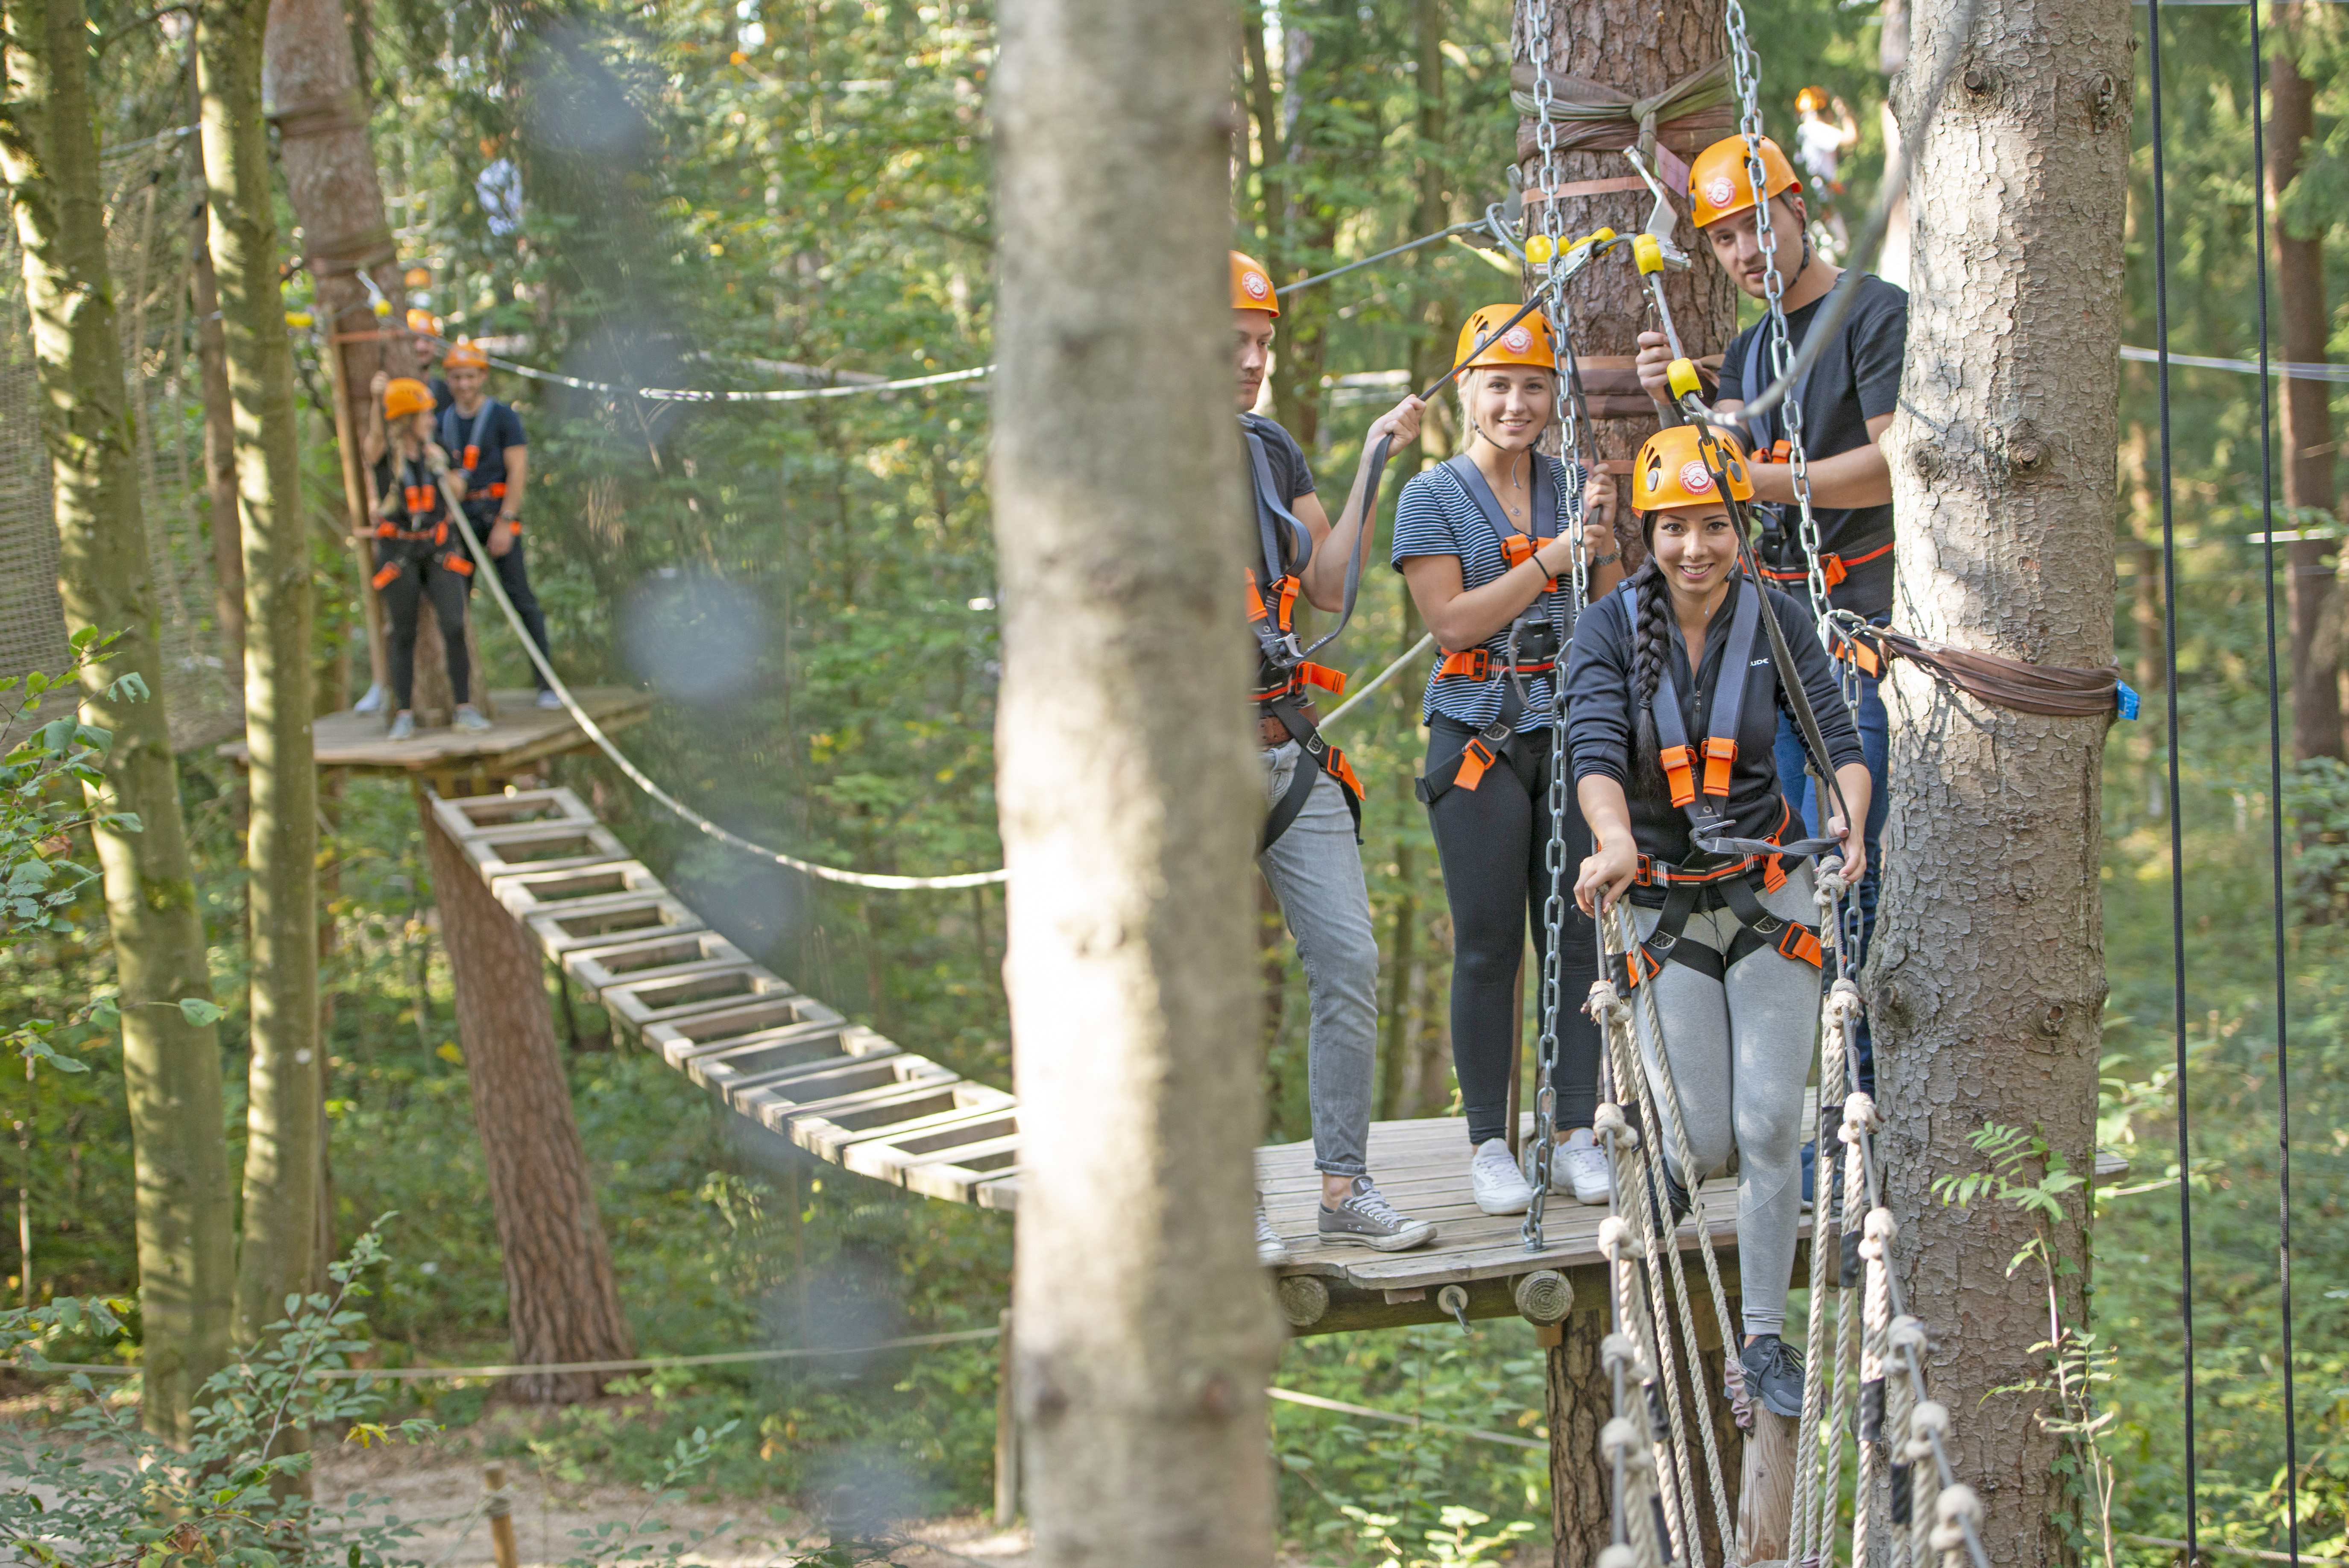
[1634,425,1753,513]
[383,377,436,421]
[1796,85,1830,114]
[1453,304,1558,373]
[443,338,490,371]
[1230,250,1279,317]
[1687,135,1800,228]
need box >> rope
[2146,1,2203,1558]
[1507,56,1737,161]
[2121,344,2349,383]
[1264,1387,1545,1451]
[1314,633,1435,727]
[2246,2,2302,1556]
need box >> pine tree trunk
[2267,12,2340,764]
[1875,0,2130,1557]
[199,0,321,1357]
[422,806,633,1401]
[1515,0,1738,512]
[264,0,401,715]
[0,0,237,1445]
[993,0,1280,1554]
[1545,1313,1611,1565]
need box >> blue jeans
[1773,663,1887,1095]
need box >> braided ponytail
[1628,557,1672,800]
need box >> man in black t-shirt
[1230,250,1436,1263]
[1636,135,1904,1119]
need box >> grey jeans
[1630,864,1820,1336]
[1258,743,1378,1178]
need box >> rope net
[0,131,240,752]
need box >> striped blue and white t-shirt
[1389,452,1588,728]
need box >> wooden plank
[600,961,795,1034]
[641,998,856,1075]
[563,931,751,996]
[493,859,668,922]
[877,1133,1022,1204]
[430,786,598,840]
[524,893,706,957]
[782,1087,1016,1162]
[974,1172,1020,1211]
[458,820,632,882]
[228,686,653,775]
[725,1053,956,1123]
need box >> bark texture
[1875,0,2130,1557]
[422,806,633,1401]
[264,0,400,707]
[1545,1313,1610,1565]
[993,0,1280,1556]
[1514,0,1738,484]
[2266,11,2340,763]
[0,0,237,1443]
[199,0,322,1353]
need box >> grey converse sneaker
[386,711,417,742]
[1739,1332,1806,1420]
[453,703,494,733]
[1318,1176,1436,1252]
[1255,1202,1292,1266]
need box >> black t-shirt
[1718,273,1907,618]
[371,451,446,536]
[438,398,528,512]
[1239,412,1316,577]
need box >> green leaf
[176,996,226,1026]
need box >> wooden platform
[217,686,652,780]
[430,785,1023,1210]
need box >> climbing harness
[438,401,513,513]
[369,453,473,589]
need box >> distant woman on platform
[1391,305,1621,1219]
[1566,422,1870,1424]
[367,377,491,741]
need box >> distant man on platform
[1635,135,1905,1166]
[438,339,557,708]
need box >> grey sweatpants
[1631,864,1819,1337]
[1258,743,1377,1178]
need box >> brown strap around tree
[1860,626,2122,718]
[1509,56,1737,162]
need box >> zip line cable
[2247,0,2302,1556]
[2121,344,2349,382]
[2147,0,2203,1557]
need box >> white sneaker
[1556,1128,1613,1205]
[1255,1202,1292,1266]
[536,688,563,710]
[1470,1138,1534,1216]
[452,704,494,733]
[354,682,387,715]
[385,711,416,742]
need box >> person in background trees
[1634,135,1905,1204]
[366,377,489,741]
[1793,88,1860,255]
[1567,423,1871,1421]
[1232,250,1439,1263]
[1393,305,1622,1218]
[437,340,559,708]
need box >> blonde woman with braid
[1564,423,1868,1421]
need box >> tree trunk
[2267,12,2340,763]
[0,0,237,1445]
[421,805,633,1401]
[264,0,401,715]
[199,0,322,1360]
[1516,0,1738,513]
[1875,0,2130,1556]
[993,0,1280,1556]
[1546,1312,1611,1566]
[188,146,244,667]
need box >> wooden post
[318,331,387,708]
[484,1460,519,1568]
[993,1306,1019,1526]
[1737,1409,1796,1563]
[1544,1309,1612,1565]
[420,794,631,1401]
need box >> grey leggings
[1630,863,1819,1337]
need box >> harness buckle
[1700,737,1737,797]
[1659,744,1696,808]
[1455,739,1497,793]
[1777,923,1824,969]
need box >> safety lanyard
[1243,426,1314,584]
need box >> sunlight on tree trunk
[1876,0,2131,1554]
[0,0,236,1446]
[993,0,1279,1554]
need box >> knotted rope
[1508,57,1736,169]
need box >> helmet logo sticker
[1501,325,1533,353]
[1679,460,1716,494]
[1241,270,1271,300]
[1704,175,1737,208]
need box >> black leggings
[378,547,473,709]
[1425,718,1601,1148]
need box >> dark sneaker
[1319,1177,1437,1252]
[1740,1333,1805,1420]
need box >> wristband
[1591,551,1620,567]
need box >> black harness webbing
[1245,423,1363,850]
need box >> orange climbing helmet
[1230,250,1279,317]
[1634,424,1753,512]
[1688,135,1800,229]
[382,377,436,421]
[1796,85,1830,115]
[405,306,440,338]
[443,337,490,371]
[1453,304,1558,373]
